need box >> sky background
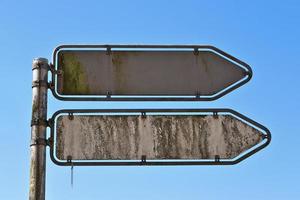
[0,0,300,199]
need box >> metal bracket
[194,48,199,55]
[46,137,53,147]
[106,91,111,98]
[68,113,74,120]
[47,63,61,94]
[141,155,147,164]
[30,133,52,147]
[195,91,201,99]
[106,47,111,55]
[49,63,62,75]
[213,112,218,118]
[67,155,72,163]
[215,155,220,162]
[47,118,53,127]
[141,112,146,118]
[48,81,54,90]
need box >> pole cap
[32,58,49,70]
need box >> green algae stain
[60,52,89,95]
[112,53,127,94]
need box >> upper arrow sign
[51,45,252,101]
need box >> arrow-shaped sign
[49,109,270,166]
[51,45,252,101]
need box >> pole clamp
[32,80,49,88]
[31,118,50,127]
[32,62,49,71]
[32,80,54,90]
[30,138,47,146]
[30,137,53,147]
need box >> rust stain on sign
[55,115,263,161]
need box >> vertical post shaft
[29,58,48,200]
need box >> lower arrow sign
[49,109,270,166]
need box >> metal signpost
[30,58,48,200]
[29,45,271,200]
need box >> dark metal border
[49,108,270,166]
[50,45,252,101]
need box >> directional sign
[50,109,270,166]
[51,45,252,101]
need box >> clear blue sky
[0,0,299,199]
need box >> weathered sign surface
[53,111,267,163]
[52,45,252,101]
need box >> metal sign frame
[49,108,271,166]
[50,45,252,101]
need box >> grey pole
[29,58,49,200]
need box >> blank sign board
[52,45,252,101]
[50,109,270,165]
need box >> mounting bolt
[141,112,146,118]
[68,113,74,120]
[213,112,218,118]
[67,155,72,163]
[141,155,147,164]
[194,48,199,55]
[106,91,111,98]
[106,47,111,55]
